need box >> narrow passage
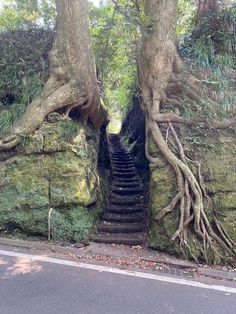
[94,134,147,245]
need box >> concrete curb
[0,237,235,283]
[198,267,236,282]
[0,237,80,255]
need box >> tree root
[137,0,235,264]
[0,80,107,153]
[148,118,236,262]
[0,135,20,151]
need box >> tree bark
[196,0,219,26]
[0,0,108,152]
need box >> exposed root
[0,81,106,153]
[148,117,236,262]
[155,190,183,221]
[0,136,20,151]
[137,0,236,264]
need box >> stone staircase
[93,134,147,246]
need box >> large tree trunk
[197,0,219,16]
[0,0,108,151]
[139,0,236,262]
[196,0,219,27]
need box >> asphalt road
[0,247,236,314]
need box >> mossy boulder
[148,130,236,261]
[0,120,101,241]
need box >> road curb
[0,236,235,283]
[198,267,236,282]
[0,237,79,255]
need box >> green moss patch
[0,120,103,241]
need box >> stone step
[110,199,139,206]
[113,181,142,189]
[111,187,143,196]
[111,162,133,166]
[112,159,133,163]
[95,133,147,247]
[99,221,145,233]
[91,232,145,246]
[112,172,137,179]
[112,168,136,174]
[111,158,133,163]
[113,177,141,183]
[111,152,130,156]
[110,196,143,204]
[112,164,135,169]
[112,167,135,172]
[102,212,145,223]
[112,152,129,155]
[112,170,136,175]
[111,162,134,167]
[105,204,144,214]
[110,193,143,201]
[111,157,132,161]
[111,150,129,153]
[111,152,129,155]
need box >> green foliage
[0,15,53,134]
[0,7,38,32]
[0,73,46,135]
[0,0,56,30]
[39,0,56,27]
[180,6,236,114]
[181,6,236,68]
[90,1,139,127]
[177,0,196,37]
[0,109,13,134]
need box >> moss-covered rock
[149,164,179,252]
[50,207,97,242]
[0,120,102,241]
[148,130,236,261]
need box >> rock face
[149,130,236,258]
[0,120,102,242]
[122,99,236,261]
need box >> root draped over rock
[139,0,236,263]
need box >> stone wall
[0,119,104,242]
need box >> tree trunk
[0,0,108,151]
[139,0,236,262]
[196,0,219,26]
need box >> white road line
[0,248,235,294]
